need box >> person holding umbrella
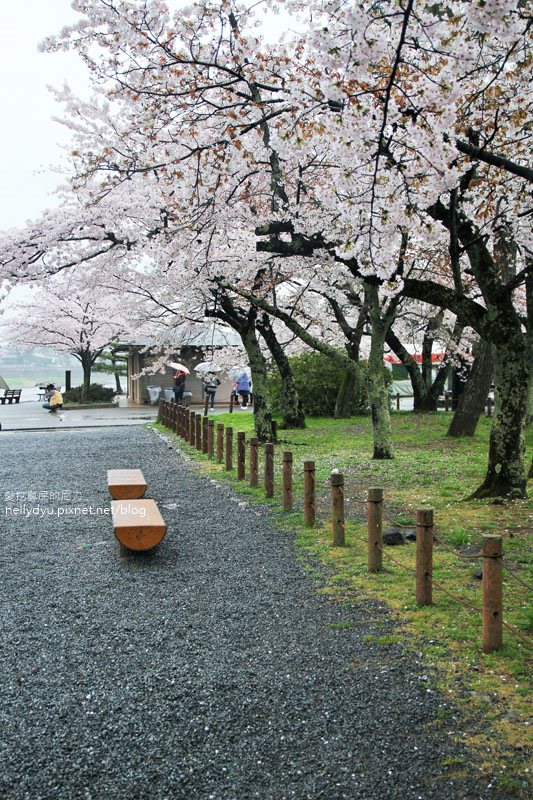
[173,370,187,404]
[236,371,251,409]
[202,372,221,409]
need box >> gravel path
[0,426,501,800]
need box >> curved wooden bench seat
[111,499,166,551]
[107,469,147,500]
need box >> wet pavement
[0,393,158,432]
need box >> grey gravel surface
[0,426,501,800]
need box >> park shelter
[124,323,243,405]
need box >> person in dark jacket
[173,370,187,404]
[202,373,221,409]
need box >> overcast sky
[0,0,89,232]
[0,1,290,235]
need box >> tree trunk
[386,327,450,412]
[256,315,305,429]
[469,340,527,499]
[526,266,533,427]
[447,340,493,437]
[79,351,92,402]
[334,369,356,418]
[366,286,393,459]
[240,327,276,443]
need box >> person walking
[202,373,221,409]
[236,372,251,409]
[173,370,187,404]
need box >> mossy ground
[154,410,532,796]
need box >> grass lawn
[156,409,532,796]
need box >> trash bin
[163,389,174,402]
[147,386,161,405]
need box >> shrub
[268,350,370,417]
[63,383,116,403]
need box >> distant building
[123,324,244,405]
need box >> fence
[158,399,531,655]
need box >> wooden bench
[107,469,147,500]
[0,389,22,404]
[111,499,166,551]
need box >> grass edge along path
[152,411,532,799]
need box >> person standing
[236,372,251,409]
[202,373,221,409]
[173,370,187,404]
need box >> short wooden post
[204,394,209,417]
[184,409,191,441]
[202,416,209,454]
[487,396,493,417]
[416,508,434,606]
[208,419,215,459]
[216,423,224,463]
[225,426,233,470]
[229,393,234,414]
[367,487,383,572]
[303,461,315,527]
[396,392,400,411]
[282,451,293,511]
[482,535,503,653]
[195,414,202,452]
[444,392,450,412]
[264,442,274,498]
[189,410,195,447]
[237,432,246,480]
[249,438,259,488]
[331,472,345,546]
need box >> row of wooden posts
[159,399,504,654]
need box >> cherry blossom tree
[0,0,530,494]
[1,273,131,401]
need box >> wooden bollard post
[202,416,209,454]
[303,461,316,526]
[195,414,202,451]
[367,487,383,572]
[482,535,503,653]
[249,438,259,488]
[204,394,209,417]
[237,432,246,480]
[416,508,434,606]
[225,426,233,470]
[229,393,234,414]
[184,408,190,440]
[444,392,450,412]
[216,423,224,463]
[264,443,274,497]
[487,396,493,417]
[282,451,293,511]
[157,399,164,424]
[331,472,345,546]
[208,419,215,459]
[189,410,196,447]
[396,392,400,411]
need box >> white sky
[0,0,292,235]
[0,0,88,232]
